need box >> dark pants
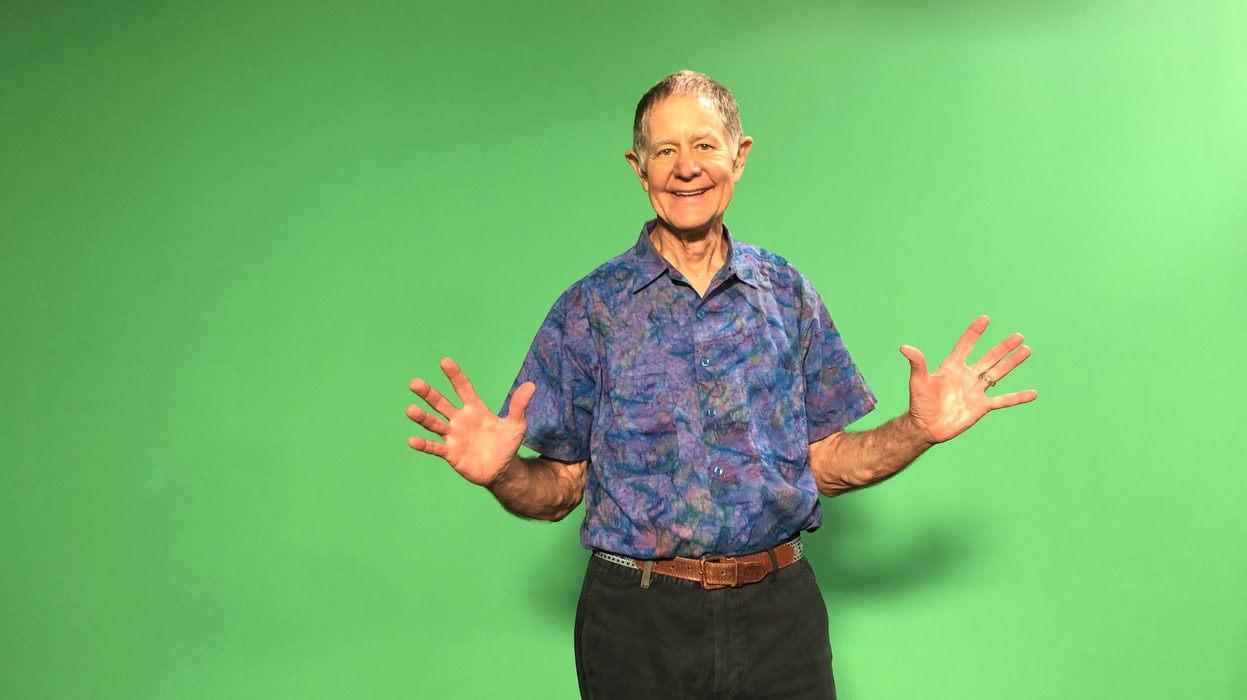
[574,553,837,700]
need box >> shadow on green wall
[804,495,982,614]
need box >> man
[406,71,1035,699]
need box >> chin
[661,219,708,234]
[663,210,720,233]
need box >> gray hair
[632,70,743,173]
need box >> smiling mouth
[670,188,710,197]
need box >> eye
[696,143,713,151]
[657,147,675,157]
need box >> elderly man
[407,71,1035,699]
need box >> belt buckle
[699,556,739,590]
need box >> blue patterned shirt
[503,220,875,558]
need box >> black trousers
[574,553,837,700]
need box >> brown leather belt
[595,539,802,590]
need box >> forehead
[646,94,727,142]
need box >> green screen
[2,1,1245,698]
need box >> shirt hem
[807,398,878,443]
[522,438,587,463]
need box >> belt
[594,538,804,590]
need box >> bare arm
[406,357,587,521]
[809,316,1038,497]
[487,454,587,521]
[809,414,933,496]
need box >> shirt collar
[631,219,761,294]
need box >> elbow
[809,431,857,498]
[816,475,858,498]
[818,485,851,498]
[542,492,585,522]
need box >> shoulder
[544,242,642,319]
[733,239,820,301]
[559,241,647,302]
[734,239,795,273]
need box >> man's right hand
[407,357,536,487]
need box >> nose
[673,153,702,180]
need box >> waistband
[594,537,804,590]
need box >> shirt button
[696,309,706,319]
[704,408,716,417]
[700,358,710,367]
[713,466,724,477]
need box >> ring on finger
[978,371,997,388]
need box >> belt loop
[766,547,779,585]
[640,560,654,589]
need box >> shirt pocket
[747,363,809,477]
[603,369,680,475]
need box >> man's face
[627,94,752,236]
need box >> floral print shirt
[503,220,875,558]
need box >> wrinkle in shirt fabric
[503,220,875,559]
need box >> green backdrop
[3,1,1245,698]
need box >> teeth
[674,189,708,197]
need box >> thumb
[899,345,928,378]
[506,382,536,422]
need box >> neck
[649,218,727,283]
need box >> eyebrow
[650,130,722,149]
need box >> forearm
[487,454,587,521]
[809,413,935,497]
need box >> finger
[984,345,1032,382]
[407,435,448,457]
[987,389,1038,410]
[506,382,536,422]
[440,357,481,404]
[899,345,928,378]
[406,404,450,435]
[410,377,458,418]
[971,332,1024,373]
[949,315,990,363]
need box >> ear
[731,136,754,183]
[625,150,651,193]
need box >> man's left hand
[900,315,1037,444]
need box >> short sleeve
[799,278,877,443]
[500,286,599,462]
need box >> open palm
[406,358,536,486]
[901,316,1037,444]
